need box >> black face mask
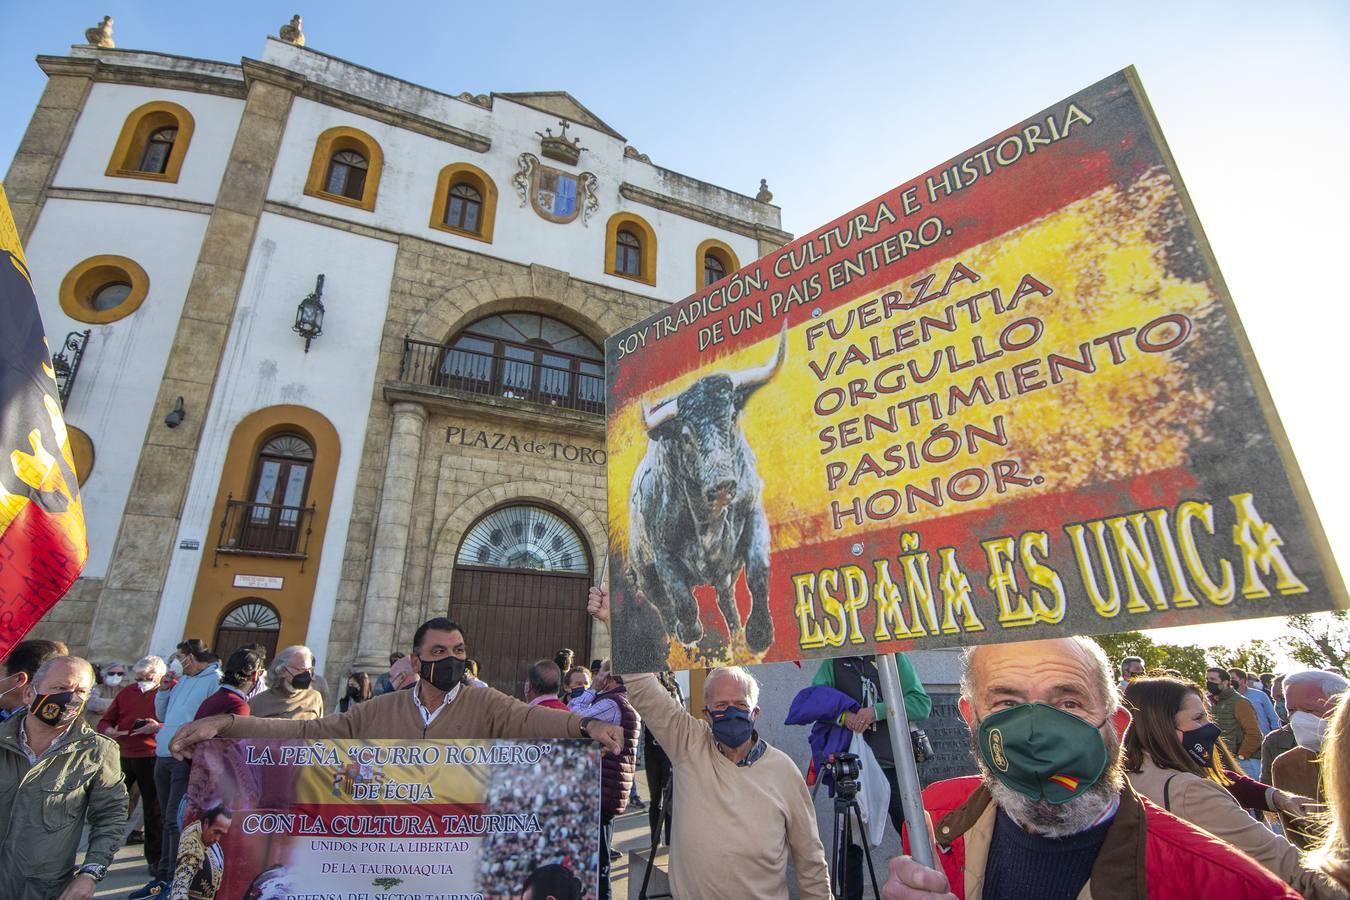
[290,672,313,691]
[1205,682,1222,697]
[30,691,85,727]
[419,656,466,692]
[347,684,361,697]
[1181,722,1223,768]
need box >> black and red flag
[0,184,87,659]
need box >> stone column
[4,57,95,242]
[354,401,427,668]
[87,61,306,661]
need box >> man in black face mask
[880,638,1300,900]
[249,645,325,720]
[0,655,128,899]
[168,617,624,755]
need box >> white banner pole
[875,653,935,869]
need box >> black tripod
[826,755,880,900]
[638,772,674,899]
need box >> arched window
[445,183,483,233]
[304,126,384,211]
[325,150,368,200]
[139,127,178,175]
[457,505,589,573]
[695,239,740,292]
[704,253,726,286]
[214,599,282,663]
[429,163,499,243]
[604,212,658,285]
[238,433,315,554]
[438,313,604,413]
[106,101,196,183]
[616,229,642,277]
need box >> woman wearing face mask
[1123,677,1342,900]
[97,656,167,875]
[339,672,373,713]
[85,660,126,727]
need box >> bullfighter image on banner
[0,184,87,661]
[603,67,1347,674]
[180,738,600,900]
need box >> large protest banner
[178,738,599,900]
[604,68,1347,674]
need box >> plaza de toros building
[8,22,790,689]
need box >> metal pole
[876,653,935,869]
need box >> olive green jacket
[0,712,128,899]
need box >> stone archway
[405,262,646,348]
[428,479,608,599]
[427,480,608,693]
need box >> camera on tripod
[823,751,862,799]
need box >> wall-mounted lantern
[293,274,325,352]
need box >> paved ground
[95,773,665,899]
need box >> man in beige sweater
[248,645,326,720]
[168,617,623,754]
[587,588,831,899]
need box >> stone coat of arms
[514,153,598,225]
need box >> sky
[3,2,1348,666]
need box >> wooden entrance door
[449,566,592,696]
[213,600,281,665]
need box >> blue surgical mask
[568,687,587,701]
[707,706,755,748]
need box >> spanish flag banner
[0,185,87,659]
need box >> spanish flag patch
[1048,774,1080,791]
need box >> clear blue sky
[4,2,1348,659]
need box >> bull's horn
[728,322,788,392]
[643,397,679,431]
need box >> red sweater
[96,684,160,757]
[195,687,251,719]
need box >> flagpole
[876,653,935,869]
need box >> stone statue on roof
[85,16,114,48]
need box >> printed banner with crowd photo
[177,738,600,900]
[603,67,1346,674]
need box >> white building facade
[8,33,789,689]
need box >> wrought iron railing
[215,496,316,568]
[51,329,91,408]
[400,337,604,415]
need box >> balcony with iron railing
[214,497,316,569]
[399,338,605,416]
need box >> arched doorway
[213,599,282,664]
[451,504,592,695]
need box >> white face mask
[168,658,184,676]
[135,679,156,693]
[104,674,123,686]
[1290,710,1328,752]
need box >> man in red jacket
[882,637,1300,900]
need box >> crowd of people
[9,601,1350,900]
[477,743,603,898]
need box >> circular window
[91,282,132,311]
[67,425,95,486]
[59,255,149,324]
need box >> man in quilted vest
[882,638,1299,899]
[568,658,640,900]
